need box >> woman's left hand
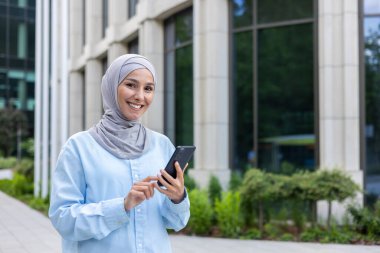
[155,162,188,203]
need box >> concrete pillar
[318,0,362,222]
[69,71,84,135]
[108,43,127,63]
[85,0,102,52]
[189,0,230,189]
[139,19,165,134]
[69,0,84,58]
[107,0,127,62]
[85,60,103,129]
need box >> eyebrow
[125,78,154,86]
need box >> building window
[231,0,316,173]
[128,0,138,19]
[128,37,139,54]
[164,8,193,146]
[362,0,380,204]
[102,0,108,38]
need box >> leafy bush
[0,156,17,169]
[188,189,213,235]
[241,228,261,239]
[264,222,282,239]
[184,173,197,191]
[0,179,12,194]
[348,203,380,238]
[214,191,242,237]
[229,171,242,192]
[280,233,294,241]
[300,226,325,242]
[208,175,222,206]
[10,173,33,196]
[14,158,34,181]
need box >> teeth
[128,102,142,109]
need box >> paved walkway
[0,191,379,253]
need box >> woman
[49,54,190,253]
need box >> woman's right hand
[124,176,158,211]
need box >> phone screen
[158,146,196,187]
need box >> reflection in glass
[257,24,314,173]
[365,0,380,15]
[175,46,193,146]
[164,9,193,146]
[175,9,192,46]
[232,31,254,171]
[364,17,380,204]
[257,0,313,24]
[232,0,253,28]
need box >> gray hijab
[89,54,156,159]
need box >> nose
[134,87,144,101]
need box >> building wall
[36,0,368,220]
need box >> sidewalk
[0,191,379,253]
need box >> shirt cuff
[166,189,190,213]
[102,197,130,229]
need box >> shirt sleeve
[48,141,130,241]
[161,189,190,232]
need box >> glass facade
[231,0,315,173]
[164,8,193,146]
[128,37,139,54]
[363,0,380,204]
[102,0,108,38]
[0,0,35,136]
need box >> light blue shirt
[49,130,190,253]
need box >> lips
[127,102,143,110]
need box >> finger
[133,185,153,199]
[160,169,177,186]
[142,176,159,182]
[175,162,185,181]
[157,172,175,191]
[129,189,147,201]
[153,182,166,194]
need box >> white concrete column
[108,43,127,63]
[69,0,84,59]
[85,60,103,129]
[318,0,362,221]
[84,0,102,56]
[69,71,84,135]
[107,0,127,62]
[139,19,165,134]
[189,0,230,189]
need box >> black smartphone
[158,146,196,187]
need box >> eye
[125,82,136,88]
[145,85,154,92]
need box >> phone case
[158,146,196,186]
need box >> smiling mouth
[128,102,144,110]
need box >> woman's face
[117,68,155,120]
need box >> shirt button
[137,208,141,212]
[138,243,142,248]
[134,174,139,179]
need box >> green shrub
[215,191,242,237]
[14,158,34,181]
[348,204,380,238]
[280,233,294,241]
[264,222,282,239]
[300,226,324,242]
[10,173,33,196]
[188,189,213,235]
[184,173,197,191]
[208,175,222,206]
[241,228,261,239]
[229,171,242,192]
[0,156,17,169]
[0,179,12,194]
